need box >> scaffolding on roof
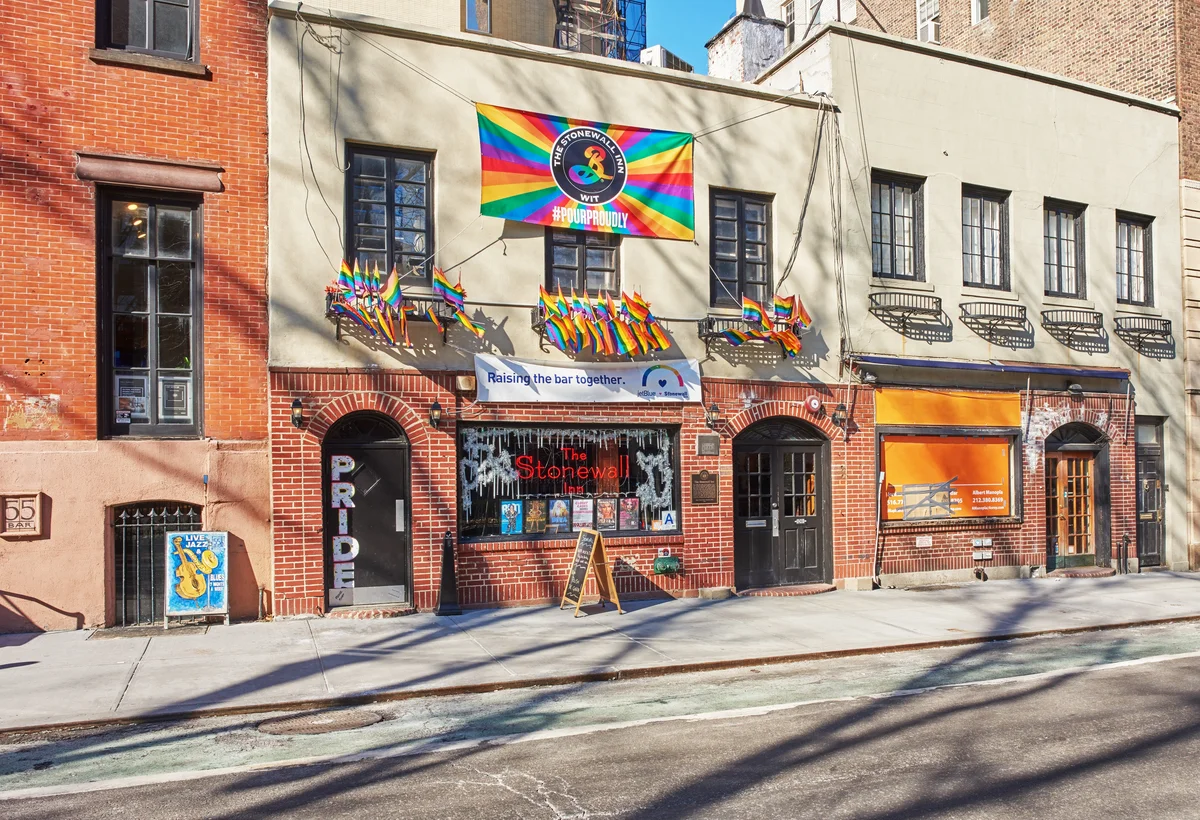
[554,0,647,63]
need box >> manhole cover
[258,709,382,736]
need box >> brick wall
[854,0,1176,103]
[0,0,268,442]
[271,369,1135,613]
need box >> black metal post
[435,529,462,616]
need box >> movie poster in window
[500,500,523,535]
[596,497,618,531]
[549,498,570,532]
[572,498,594,531]
[619,497,641,531]
[525,500,548,534]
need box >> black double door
[323,441,411,608]
[734,443,829,589]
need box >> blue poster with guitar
[165,531,229,617]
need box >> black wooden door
[324,444,411,608]
[1136,423,1164,568]
[734,444,827,589]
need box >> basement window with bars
[100,0,198,61]
[101,192,203,437]
[113,502,202,626]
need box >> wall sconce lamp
[705,403,721,429]
[1067,383,1084,396]
[290,398,304,429]
[429,401,444,429]
[831,403,849,429]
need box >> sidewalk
[2,573,1199,732]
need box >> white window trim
[917,0,941,43]
[971,0,988,25]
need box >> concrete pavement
[2,573,1199,731]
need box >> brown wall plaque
[1,492,44,537]
[691,471,719,505]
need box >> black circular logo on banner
[550,127,628,205]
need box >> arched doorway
[733,417,832,589]
[1044,422,1110,570]
[323,412,411,609]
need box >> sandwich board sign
[164,531,230,626]
[560,529,623,618]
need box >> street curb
[6,613,1200,738]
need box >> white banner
[475,354,702,404]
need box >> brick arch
[1028,398,1129,446]
[305,392,432,450]
[726,400,838,441]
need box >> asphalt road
[6,625,1200,818]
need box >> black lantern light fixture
[1067,383,1084,396]
[705,403,721,429]
[831,403,849,429]
[429,400,444,429]
[290,398,304,429]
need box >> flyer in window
[500,500,524,535]
[619,497,641,531]
[115,374,149,422]
[572,498,594,531]
[549,498,570,532]
[596,497,618,531]
[160,376,192,422]
[525,500,548,534]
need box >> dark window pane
[395,207,426,230]
[113,260,148,313]
[355,203,386,227]
[114,315,149,369]
[153,0,190,55]
[111,0,148,48]
[354,181,386,203]
[354,154,387,178]
[553,245,579,266]
[394,159,427,183]
[157,207,192,259]
[586,269,616,292]
[395,230,426,253]
[356,226,386,251]
[550,268,576,291]
[713,198,737,219]
[113,201,149,256]
[395,184,426,206]
[356,251,387,272]
[158,262,191,314]
[586,248,614,270]
[158,316,191,369]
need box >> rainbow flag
[336,261,355,296]
[332,301,376,336]
[477,103,695,241]
[454,309,486,338]
[771,328,803,358]
[432,268,466,311]
[742,296,770,330]
[794,297,813,329]
[351,260,366,298]
[773,294,795,324]
[545,316,569,352]
[539,286,562,318]
[426,306,443,333]
[380,267,403,311]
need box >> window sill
[872,277,935,293]
[960,285,1019,302]
[1115,303,1163,318]
[1042,295,1095,310]
[89,48,211,79]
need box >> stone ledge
[737,583,836,598]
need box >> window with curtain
[1116,214,1153,306]
[962,187,1008,289]
[1044,200,1086,298]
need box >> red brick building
[0,0,271,631]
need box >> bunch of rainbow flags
[326,262,485,346]
[537,287,671,357]
[725,295,813,358]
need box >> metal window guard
[1040,308,1104,343]
[868,291,943,335]
[1113,315,1173,352]
[959,301,1027,330]
[696,315,800,359]
[326,292,455,345]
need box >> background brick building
[0,0,272,631]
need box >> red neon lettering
[516,455,534,480]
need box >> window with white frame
[917,0,940,43]
[808,0,822,29]
[783,1,796,45]
[972,0,989,24]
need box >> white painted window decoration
[917,0,940,43]
[783,1,796,46]
[972,0,989,25]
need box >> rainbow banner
[478,103,695,241]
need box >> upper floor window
[871,172,923,281]
[807,0,823,28]
[783,2,796,46]
[1116,213,1153,306]
[101,192,202,437]
[710,189,772,308]
[972,0,989,24]
[346,147,434,284]
[100,0,198,61]
[465,0,491,33]
[917,0,940,43]
[962,186,1008,290]
[1044,200,1086,299]
[546,229,620,296]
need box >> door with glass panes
[734,438,829,589]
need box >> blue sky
[645,0,734,74]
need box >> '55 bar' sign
[1,493,43,537]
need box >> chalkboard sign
[560,529,623,617]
